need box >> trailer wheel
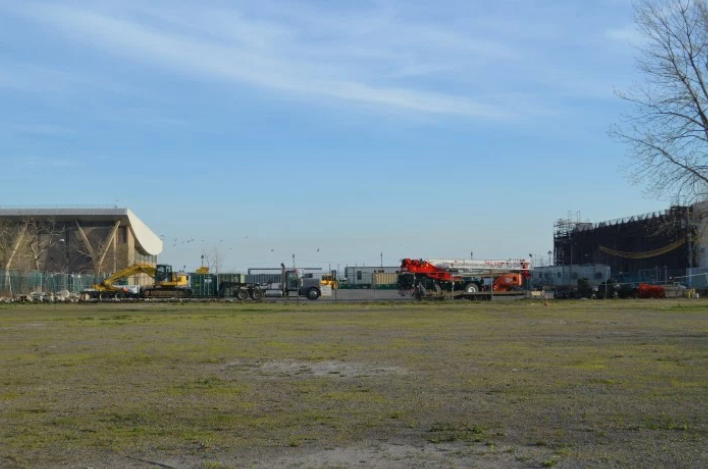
[464,283,479,294]
[236,289,249,301]
[250,288,264,301]
[413,289,423,301]
[114,291,125,300]
[306,287,321,300]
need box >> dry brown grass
[0,299,707,468]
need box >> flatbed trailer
[218,282,265,300]
[401,281,528,301]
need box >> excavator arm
[94,263,157,291]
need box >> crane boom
[94,263,157,291]
[424,258,531,273]
[401,258,531,277]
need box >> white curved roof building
[0,207,163,274]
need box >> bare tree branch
[201,246,225,275]
[612,0,708,203]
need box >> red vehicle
[636,283,666,299]
[398,258,531,300]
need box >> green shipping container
[190,273,218,297]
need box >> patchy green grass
[0,300,707,468]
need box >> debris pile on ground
[3,291,81,303]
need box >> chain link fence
[0,271,106,298]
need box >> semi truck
[219,263,322,300]
[398,257,532,300]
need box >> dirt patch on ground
[225,358,407,378]
[68,440,549,469]
[237,441,538,469]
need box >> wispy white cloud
[0,58,154,104]
[0,0,637,121]
[0,1,524,119]
[0,62,82,94]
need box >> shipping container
[341,266,400,288]
[372,272,399,286]
[190,273,218,297]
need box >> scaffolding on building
[552,207,695,282]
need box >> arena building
[0,207,162,278]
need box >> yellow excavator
[80,263,192,301]
[320,273,338,289]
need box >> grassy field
[1,299,707,469]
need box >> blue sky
[0,0,671,272]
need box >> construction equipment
[219,263,322,301]
[398,257,532,300]
[80,263,192,300]
[320,272,338,289]
[636,283,666,299]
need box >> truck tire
[236,289,249,301]
[114,291,125,300]
[464,283,479,294]
[249,288,264,301]
[305,287,321,300]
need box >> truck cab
[282,269,321,300]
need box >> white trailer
[343,266,400,288]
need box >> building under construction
[553,205,708,283]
